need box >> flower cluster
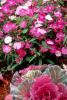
[0,0,67,71]
[5,65,67,100]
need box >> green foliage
[22,29,28,34]
[38,0,43,6]
[43,65,67,85]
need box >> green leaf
[43,65,67,85]
[30,38,36,42]
[16,17,23,24]
[39,59,42,65]
[38,0,43,6]
[22,29,28,34]
[32,14,38,20]
[36,52,41,56]
[46,59,55,65]
[29,56,36,63]
[63,35,67,44]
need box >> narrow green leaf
[39,59,42,65]
[30,38,36,42]
[22,29,28,34]
[46,59,54,65]
[29,56,36,63]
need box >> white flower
[35,23,42,28]
[15,6,23,15]
[25,1,32,7]
[43,0,50,3]
[46,40,54,45]
[9,15,16,20]
[0,0,7,5]
[4,36,12,44]
[55,50,61,57]
[13,42,22,50]
[45,14,53,20]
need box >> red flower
[16,48,26,58]
[30,75,59,100]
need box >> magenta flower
[44,5,54,13]
[7,0,16,6]
[2,5,11,14]
[2,45,12,54]
[50,45,57,54]
[20,20,27,28]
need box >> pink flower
[30,75,59,100]
[25,40,32,49]
[16,48,26,58]
[15,57,23,64]
[0,73,3,81]
[3,22,17,33]
[20,21,27,28]
[0,12,4,17]
[62,47,67,55]
[19,65,45,75]
[55,38,63,43]
[39,46,48,53]
[15,6,28,16]
[2,45,12,54]
[56,32,65,39]
[57,19,65,29]
[15,0,24,4]
[30,27,46,37]
[13,42,25,50]
[5,94,13,100]
[46,39,54,45]
[54,11,62,17]
[44,5,54,13]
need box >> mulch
[0,72,12,100]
